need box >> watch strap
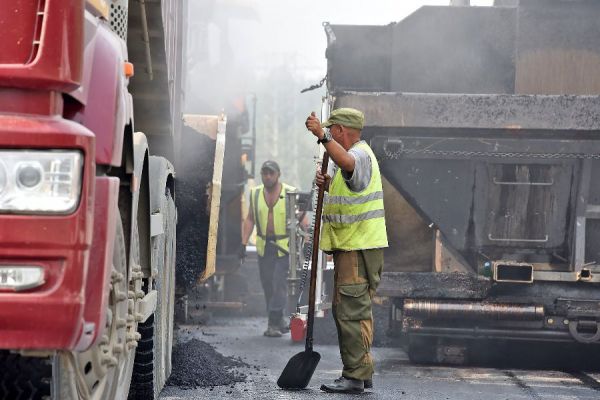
[318,131,332,144]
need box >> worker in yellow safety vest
[241,160,296,337]
[305,108,388,394]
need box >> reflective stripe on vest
[250,183,295,257]
[320,142,388,252]
[322,209,385,224]
[325,190,384,205]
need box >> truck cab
[0,1,181,398]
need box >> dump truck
[324,0,600,362]
[0,0,225,398]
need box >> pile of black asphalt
[166,338,249,389]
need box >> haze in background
[185,0,494,190]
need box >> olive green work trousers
[332,248,384,381]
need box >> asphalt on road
[159,317,600,400]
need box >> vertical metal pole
[574,159,592,273]
[305,154,329,353]
[137,0,153,80]
[286,191,298,314]
[251,94,257,178]
[315,96,332,319]
[315,250,325,318]
[287,192,297,281]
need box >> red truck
[0,0,207,398]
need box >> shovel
[277,152,330,390]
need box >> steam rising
[183,0,493,189]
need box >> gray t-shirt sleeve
[341,147,372,192]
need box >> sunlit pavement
[159,317,600,400]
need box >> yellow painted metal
[86,0,109,19]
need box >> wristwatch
[318,129,333,144]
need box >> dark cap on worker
[261,160,280,173]
[321,107,365,130]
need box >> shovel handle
[306,152,329,352]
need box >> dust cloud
[183,0,494,190]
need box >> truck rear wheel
[54,212,137,399]
[129,187,176,399]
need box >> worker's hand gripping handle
[305,152,329,353]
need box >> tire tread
[0,351,51,400]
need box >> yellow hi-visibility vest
[250,183,295,257]
[320,142,388,251]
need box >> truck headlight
[0,151,83,214]
[0,266,45,291]
[16,162,44,190]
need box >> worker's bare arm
[305,112,355,173]
[322,140,355,173]
[241,206,254,246]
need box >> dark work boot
[320,377,364,394]
[264,312,282,337]
[263,326,282,337]
[364,378,373,389]
[278,316,290,334]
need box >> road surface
[159,316,600,400]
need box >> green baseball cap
[321,108,365,130]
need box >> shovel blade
[277,350,321,389]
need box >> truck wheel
[0,352,51,400]
[129,188,176,399]
[54,213,137,399]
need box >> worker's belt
[257,234,288,240]
[264,239,290,256]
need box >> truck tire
[129,187,176,399]
[53,211,138,400]
[0,352,51,400]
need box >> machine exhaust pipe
[403,299,544,321]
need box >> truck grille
[109,0,128,40]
